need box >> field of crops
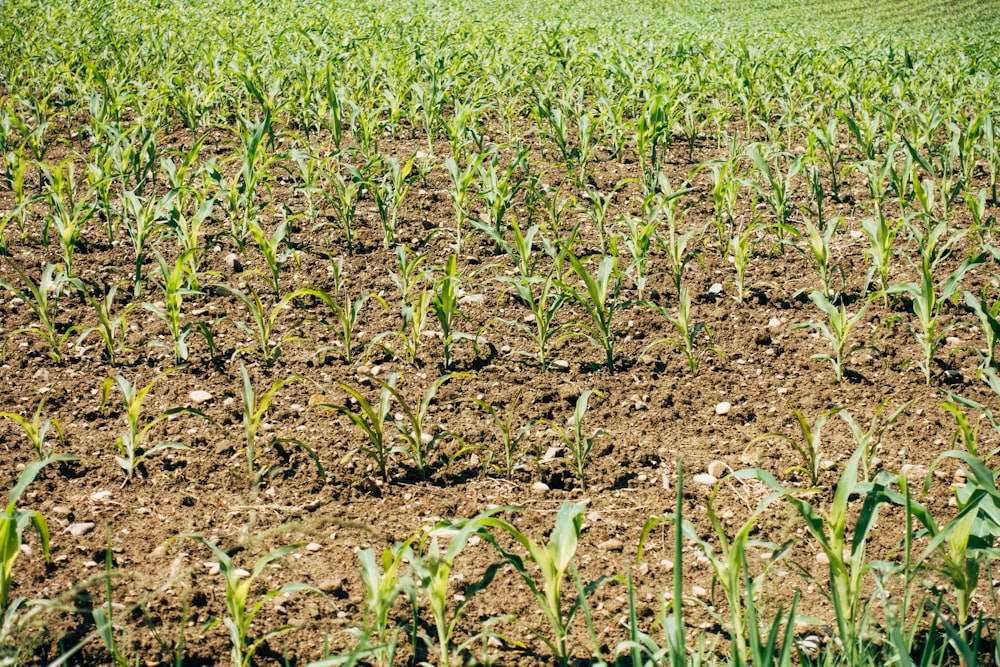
[3,0,1000,664]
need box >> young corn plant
[1,455,76,610]
[213,284,310,366]
[475,147,529,254]
[752,407,846,488]
[477,502,601,667]
[641,288,724,376]
[794,214,842,297]
[300,286,387,364]
[495,273,568,370]
[837,398,915,481]
[638,476,786,667]
[461,392,537,479]
[0,262,82,364]
[142,250,202,364]
[100,369,209,483]
[39,157,97,277]
[618,205,662,300]
[321,161,363,255]
[883,452,1000,659]
[443,151,488,254]
[372,155,414,248]
[888,256,981,384]
[75,282,135,367]
[406,507,508,667]
[545,390,605,492]
[750,447,885,667]
[654,177,698,297]
[745,144,801,254]
[431,255,478,370]
[795,291,872,382]
[0,396,65,463]
[121,189,174,298]
[311,373,398,483]
[380,374,458,480]
[178,535,316,667]
[629,460,690,667]
[964,290,1000,370]
[558,252,624,372]
[699,157,742,257]
[353,539,417,667]
[238,364,311,488]
[861,214,904,307]
[807,117,850,201]
[247,217,296,298]
[728,219,765,304]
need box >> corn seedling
[377,373,459,480]
[407,507,509,667]
[964,290,1000,370]
[475,147,529,253]
[101,369,209,482]
[888,255,981,384]
[752,407,845,488]
[495,272,568,370]
[311,373,398,483]
[838,398,915,481]
[212,284,310,366]
[238,364,306,487]
[443,151,488,254]
[372,155,414,248]
[558,252,624,371]
[751,447,884,666]
[639,475,786,667]
[431,255,478,370]
[642,288,724,376]
[75,282,135,367]
[121,188,174,298]
[353,539,417,667]
[807,117,850,201]
[0,261,82,364]
[1,455,75,610]
[247,217,296,297]
[699,157,742,258]
[476,502,604,666]
[321,161,362,255]
[461,392,537,479]
[545,390,605,492]
[301,286,387,364]
[795,291,872,383]
[794,213,843,297]
[0,396,65,463]
[142,250,203,364]
[861,214,903,307]
[178,535,317,667]
[631,460,689,667]
[745,144,801,253]
[654,176,698,297]
[39,156,97,276]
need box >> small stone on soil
[693,473,717,486]
[715,402,731,415]
[531,481,550,494]
[189,390,213,404]
[66,522,95,536]
[599,538,623,552]
[707,460,727,478]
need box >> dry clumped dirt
[0,119,998,665]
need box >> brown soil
[1,121,997,666]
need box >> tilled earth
[1,123,998,665]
